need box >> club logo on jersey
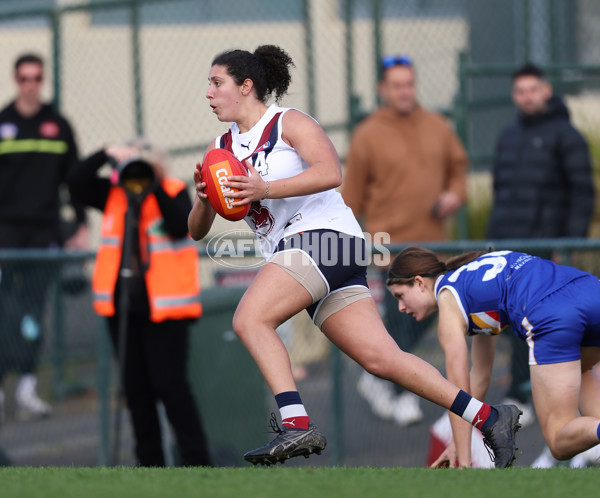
[39,121,60,138]
[469,310,506,336]
[254,140,270,154]
[0,122,18,139]
[250,202,274,235]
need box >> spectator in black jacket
[0,53,88,423]
[488,63,594,239]
[486,62,595,433]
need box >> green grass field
[0,466,595,498]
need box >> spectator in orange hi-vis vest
[69,138,211,467]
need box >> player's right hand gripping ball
[201,148,251,221]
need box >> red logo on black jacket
[39,121,60,138]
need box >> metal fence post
[523,0,532,63]
[50,7,61,111]
[131,0,144,137]
[372,0,382,84]
[51,261,66,402]
[344,0,359,131]
[97,320,112,466]
[330,345,344,465]
[303,0,316,119]
[454,50,470,239]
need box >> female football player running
[188,45,521,468]
[387,247,600,467]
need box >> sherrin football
[201,148,250,221]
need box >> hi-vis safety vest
[92,179,202,322]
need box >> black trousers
[107,314,211,466]
[0,223,59,383]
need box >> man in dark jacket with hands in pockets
[488,63,594,240]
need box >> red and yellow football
[201,148,250,221]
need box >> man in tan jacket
[342,55,468,427]
[342,55,468,242]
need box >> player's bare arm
[261,109,341,198]
[470,334,497,400]
[437,289,473,468]
[437,290,470,391]
[188,144,217,240]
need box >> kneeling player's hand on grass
[430,441,462,468]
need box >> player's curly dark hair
[212,45,295,103]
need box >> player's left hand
[223,161,268,205]
[193,162,209,203]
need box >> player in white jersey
[387,246,600,467]
[215,103,363,258]
[188,45,521,467]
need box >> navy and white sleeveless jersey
[434,251,588,340]
[217,104,363,258]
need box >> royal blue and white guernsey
[434,251,588,339]
[217,104,363,258]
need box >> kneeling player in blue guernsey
[388,248,600,467]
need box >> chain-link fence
[1,0,600,468]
